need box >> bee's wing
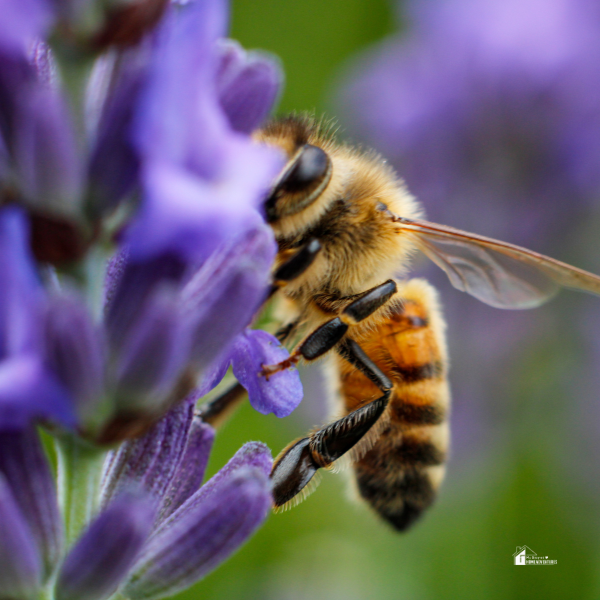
[394,216,600,309]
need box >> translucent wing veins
[393,216,600,309]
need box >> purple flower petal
[0,355,76,430]
[0,130,8,183]
[216,39,282,134]
[87,50,145,214]
[195,350,232,397]
[232,329,302,417]
[125,148,280,263]
[103,247,129,312]
[55,492,155,600]
[0,46,80,215]
[0,427,62,578]
[152,441,271,532]
[182,224,276,373]
[126,0,283,263]
[0,0,53,54]
[124,447,272,599]
[0,473,41,599]
[43,291,105,424]
[104,252,187,354]
[0,206,42,357]
[132,0,228,176]
[12,76,82,213]
[0,208,76,429]
[101,395,195,508]
[114,287,189,412]
[157,415,215,521]
[0,51,29,146]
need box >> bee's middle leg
[261,279,397,378]
[271,338,392,508]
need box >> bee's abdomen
[337,278,450,531]
[353,421,448,531]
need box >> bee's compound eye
[265,143,333,223]
[281,144,330,192]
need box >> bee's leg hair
[271,338,392,507]
[261,280,397,378]
[268,238,322,298]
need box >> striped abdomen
[336,278,450,531]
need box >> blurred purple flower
[125,0,283,264]
[216,39,283,134]
[0,0,298,438]
[336,0,600,460]
[0,41,82,217]
[0,472,42,599]
[0,207,76,430]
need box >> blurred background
[178,1,600,598]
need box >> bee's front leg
[267,237,322,299]
[260,316,349,378]
[261,279,398,377]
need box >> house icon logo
[513,546,557,565]
[513,546,535,565]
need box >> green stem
[39,584,56,600]
[55,434,107,547]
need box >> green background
[174,1,600,599]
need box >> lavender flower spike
[123,443,273,600]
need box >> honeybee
[200,114,600,531]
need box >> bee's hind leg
[271,338,392,508]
